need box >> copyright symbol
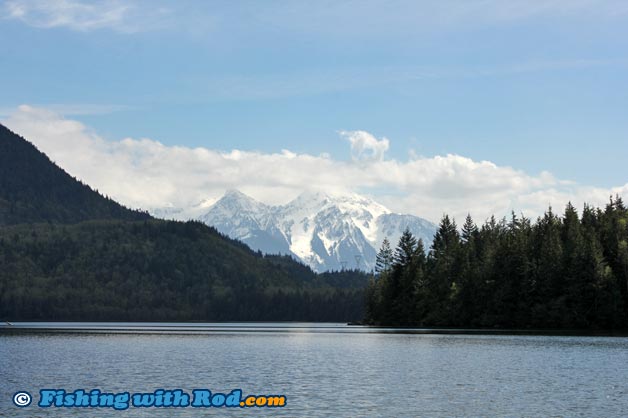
[13,391,32,407]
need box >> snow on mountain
[153,190,437,272]
[376,213,437,251]
[196,190,292,255]
[150,197,217,221]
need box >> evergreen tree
[375,237,394,274]
[394,228,418,267]
[461,213,478,243]
[424,215,460,325]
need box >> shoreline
[1,322,627,337]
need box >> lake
[1,323,628,417]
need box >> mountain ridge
[0,123,150,225]
[175,190,438,272]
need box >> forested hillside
[366,199,628,329]
[0,124,366,322]
[0,124,149,225]
[0,220,365,321]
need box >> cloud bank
[2,105,626,223]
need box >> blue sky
[1,0,627,221]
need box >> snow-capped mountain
[188,190,437,272]
[198,190,292,255]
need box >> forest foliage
[366,198,628,329]
[0,220,366,321]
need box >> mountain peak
[211,189,269,214]
[223,188,250,199]
[287,190,333,208]
[198,189,437,272]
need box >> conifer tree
[461,214,478,243]
[375,237,394,274]
[394,228,417,268]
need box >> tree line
[365,197,628,329]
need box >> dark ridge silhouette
[0,123,150,225]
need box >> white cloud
[340,130,389,162]
[2,0,169,33]
[2,105,626,224]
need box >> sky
[1,0,627,223]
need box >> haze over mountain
[153,190,437,272]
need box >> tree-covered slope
[0,125,367,321]
[0,124,149,225]
[0,220,365,321]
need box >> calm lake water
[2,323,628,417]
